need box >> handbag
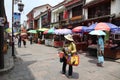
[98,56,104,63]
[59,52,64,58]
[67,54,79,66]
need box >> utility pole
[0,0,5,69]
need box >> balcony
[70,15,82,21]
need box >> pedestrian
[97,36,104,67]
[22,39,26,48]
[29,35,33,44]
[62,34,77,78]
[18,34,21,47]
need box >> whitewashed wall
[51,6,65,23]
[33,6,49,19]
[111,0,120,15]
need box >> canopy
[48,27,55,34]
[54,28,72,35]
[72,26,88,32]
[28,30,37,34]
[89,30,106,36]
[38,28,49,32]
[88,22,118,31]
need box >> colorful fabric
[67,42,77,54]
[67,54,79,66]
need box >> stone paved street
[0,41,120,80]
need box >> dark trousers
[62,56,73,76]
[30,38,32,44]
[18,41,21,47]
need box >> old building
[82,0,120,26]
[26,4,51,30]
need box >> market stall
[72,26,88,51]
[43,28,54,46]
[54,28,72,47]
[87,25,120,59]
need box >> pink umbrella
[94,22,118,31]
[72,26,88,32]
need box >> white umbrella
[89,30,106,36]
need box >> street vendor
[61,34,76,78]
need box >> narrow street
[0,41,120,80]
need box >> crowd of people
[7,33,32,48]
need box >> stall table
[54,41,63,48]
[75,42,88,51]
[104,46,120,59]
[87,45,120,59]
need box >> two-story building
[26,4,51,30]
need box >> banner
[13,12,21,27]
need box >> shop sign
[0,17,4,26]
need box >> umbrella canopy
[89,30,106,36]
[38,28,49,32]
[87,23,97,32]
[72,26,88,32]
[48,27,55,34]
[28,30,37,34]
[6,28,12,33]
[54,29,72,35]
[43,30,48,34]
[88,22,118,31]
[21,33,27,36]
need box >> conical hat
[64,34,74,41]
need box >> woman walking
[97,36,104,67]
[62,34,76,78]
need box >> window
[59,12,63,21]
[114,34,120,40]
[72,5,82,17]
[88,2,110,18]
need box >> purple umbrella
[54,28,72,35]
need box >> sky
[5,0,64,27]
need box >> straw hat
[64,34,74,41]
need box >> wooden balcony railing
[70,15,82,21]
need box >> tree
[0,0,6,69]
